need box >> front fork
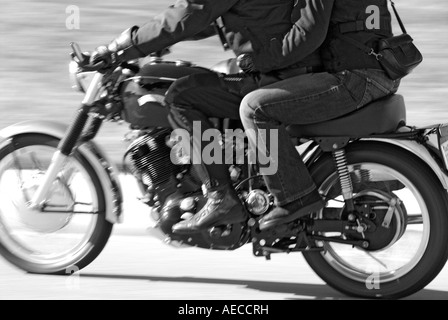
[29,73,104,209]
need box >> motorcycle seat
[286,94,406,138]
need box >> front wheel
[0,134,113,274]
[303,141,448,299]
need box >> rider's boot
[258,189,325,231]
[167,105,248,235]
[172,182,248,234]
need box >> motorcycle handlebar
[70,42,84,62]
[70,42,107,72]
[70,42,140,73]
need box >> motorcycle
[0,41,448,300]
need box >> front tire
[303,141,448,299]
[0,134,113,274]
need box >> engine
[125,128,183,210]
[126,127,205,212]
[125,126,257,249]
[127,128,178,187]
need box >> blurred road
[0,0,448,301]
[0,175,448,300]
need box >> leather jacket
[254,0,334,73]
[252,0,393,73]
[118,0,295,73]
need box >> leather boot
[258,190,325,231]
[172,184,248,234]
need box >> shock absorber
[333,149,355,212]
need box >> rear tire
[0,134,113,274]
[303,141,448,299]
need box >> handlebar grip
[70,42,84,62]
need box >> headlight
[69,60,83,92]
[68,61,96,93]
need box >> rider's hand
[90,45,117,69]
[236,53,258,74]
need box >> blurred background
[0,0,448,301]
[0,0,447,164]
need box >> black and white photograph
[0,0,447,304]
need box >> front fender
[0,120,123,224]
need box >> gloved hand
[90,45,118,69]
[90,27,145,69]
[236,53,258,74]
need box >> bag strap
[389,0,407,34]
[334,32,383,60]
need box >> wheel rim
[0,144,100,270]
[318,163,431,284]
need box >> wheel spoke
[30,151,45,171]
[0,137,107,273]
[355,247,388,269]
[317,163,430,284]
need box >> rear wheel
[0,134,113,274]
[303,142,448,299]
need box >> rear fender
[368,138,448,189]
[0,120,123,224]
[304,138,448,190]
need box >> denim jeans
[240,69,400,206]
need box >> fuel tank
[121,61,212,129]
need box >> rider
[240,0,402,231]
[91,0,400,234]
[90,0,317,233]
[170,0,401,233]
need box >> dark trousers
[165,68,400,206]
[165,71,260,187]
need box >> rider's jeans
[240,69,400,206]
